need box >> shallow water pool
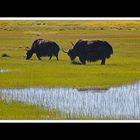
[0,81,140,119]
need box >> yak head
[62,42,77,61]
[25,47,33,60]
[67,49,77,61]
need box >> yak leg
[82,61,86,65]
[101,58,106,65]
[79,57,86,65]
[36,53,41,60]
[49,55,52,60]
[55,54,59,61]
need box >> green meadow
[0,20,140,89]
[0,20,140,120]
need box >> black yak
[26,39,60,60]
[62,40,113,65]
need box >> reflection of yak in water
[62,40,113,65]
[26,39,60,60]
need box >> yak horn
[62,48,68,53]
[71,42,75,46]
[25,47,30,51]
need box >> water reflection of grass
[0,100,111,120]
[0,81,139,120]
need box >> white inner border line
[0,17,140,122]
[0,120,140,123]
[0,17,140,20]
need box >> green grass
[0,100,61,120]
[0,20,140,88]
[0,20,140,120]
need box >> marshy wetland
[0,20,140,120]
[0,81,140,119]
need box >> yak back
[73,40,113,61]
[31,39,60,56]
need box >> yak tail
[104,41,113,53]
[110,47,113,55]
[107,48,113,58]
[106,45,113,58]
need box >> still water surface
[0,81,140,119]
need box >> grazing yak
[62,40,113,65]
[26,39,60,60]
